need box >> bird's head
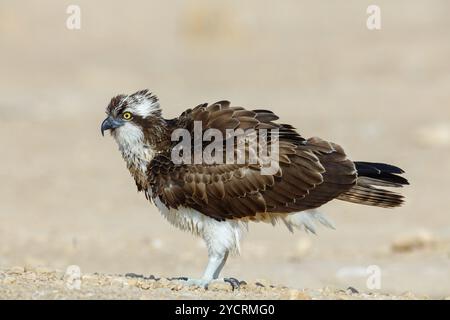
[101,89,164,148]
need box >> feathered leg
[182,249,229,288]
[180,219,244,289]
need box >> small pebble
[2,276,16,284]
[254,278,271,287]
[81,274,97,284]
[170,283,185,291]
[283,289,311,300]
[24,272,37,281]
[208,280,233,292]
[136,280,154,290]
[126,278,139,287]
[125,273,144,279]
[111,277,128,288]
[137,281,152,290]
[35,266,54,275]
[347,286,359,294]
[158,278,170,286]
[9,266,25,274]
[391,230,435,253]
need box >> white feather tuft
[124,93,160,119]
[282,209,335,234]
[112,122,156,186]
[153,196,246,256]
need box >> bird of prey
[101,89,409,288]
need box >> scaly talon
[224,277,241,290]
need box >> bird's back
[147,101,374,222]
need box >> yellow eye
[122,112,133,120]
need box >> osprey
[101,89,409,288]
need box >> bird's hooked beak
[101,116,123,136]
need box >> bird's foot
[172,277,243,290]
[223,277,242,290]
[173,277,211,288]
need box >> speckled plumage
[101,89,409,286]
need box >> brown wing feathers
[148,101,407,221]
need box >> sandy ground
[0,266,441,300]
[1,1,450,299]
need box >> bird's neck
[116,117,171,191]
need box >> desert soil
[0,266,442,300]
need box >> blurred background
[0,0,449,297]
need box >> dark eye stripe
[115,103,129,115]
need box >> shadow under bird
[101,89,409,288]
